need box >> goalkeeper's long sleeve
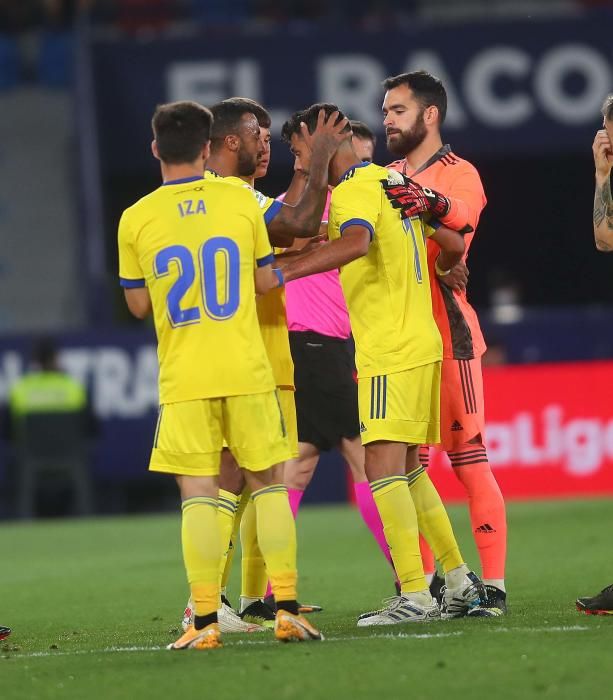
[439,197,475,234]
[437,168,486,234]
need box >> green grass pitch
[1,498,612,699]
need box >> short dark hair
[281,109,304,143]
[33,337,58,370]
[383,71,447,124]
[210,98,270,142]
[601,94,613,121]
[282,102,351,141]
[350,119,376,146]
[151,101,212,164]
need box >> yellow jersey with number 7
[328,162,442,378]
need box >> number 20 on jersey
[154,236,240,327]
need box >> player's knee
[284,458,316,490]
[218,448,246,494]
[176,474,218,500]
[242,463,286,493]
[219,464,245,495]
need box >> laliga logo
[486,406,613,477]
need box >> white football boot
[357,592,440,627]
[182,596,267,633]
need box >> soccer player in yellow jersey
[279,103,486,625]
[177,98,348,631]
[118,101,323,647]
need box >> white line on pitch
[490,625,591,633]
[1,624,599,660]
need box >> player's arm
[252,199,283,294]
[382,164,485,234]
[592,129,613,252]
[118,210,151,318]
[278,226,370,283]
[264,171,308,248]
[279,167,329,242]
[436,166,485,234]
[254,264,283,295]
[267,111,350,241]
[124,287,152,319]
[282,169,308,206]
[428,225,466,291]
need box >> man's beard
[386,117,427,157]
[237,146,258,177]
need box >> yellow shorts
[149,391,292,477]
[278,387,299,459]
[219,387,298,460]
[357,362,441,446]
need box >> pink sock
[287,487,304,519]
[354,481,398,581]
[265,487,304,598]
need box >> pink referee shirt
[284,192,351,340]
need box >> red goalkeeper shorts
[439,356,485,451]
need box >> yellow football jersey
[118,175,276,403]
[328,162,442,378]
[204,169,294,389]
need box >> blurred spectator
[115,0,181,33]
[489,269,523,324]
[0,0,42,34]
[6,338,97,518]
[482,338,509,367]
[0,0,596,35]
[43,0,91,28]
[190,0,249,25]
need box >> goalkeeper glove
[381,176,450,219]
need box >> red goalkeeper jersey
[387,145,487,360]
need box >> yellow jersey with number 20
[118,175,276,404]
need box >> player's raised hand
[593,129,613,180]
[438,261,469,293]
[302,109,351,158]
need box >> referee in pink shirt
[280,119,399,592]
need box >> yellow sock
[407,466,464,573]
[217,489,240,605]
[181,496,221,618]
[240,495,268,599]
[252,485,297,602]
[371,475,427,594]
[220,490,249,591]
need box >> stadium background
[1,0,613,517]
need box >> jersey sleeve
[118,210,146,288]
[252,203,275,268]
[331,179,380,241]
[422,216,441,239]
[438,161,487,233]
[253,188,284,225]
